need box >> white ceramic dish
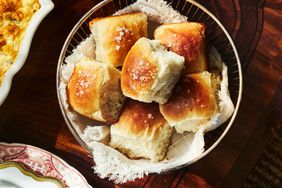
[0,162,64,188]
[0,142,92,188]
[0,0,54,105]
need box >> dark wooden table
[0,0,281,187]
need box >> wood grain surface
[0,0,281,187]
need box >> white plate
[0,0,54,105]
[0,162,64,188]
[0,143,92,188]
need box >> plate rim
[0,161,65,188]
[0,142,92,188]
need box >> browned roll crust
[121,37,184,104]
[160,72,219,133]
[89,12,147,67]
[154,22,208,74]
[67,60,125,123]
[121,37,157,99]
[110,99,173,162]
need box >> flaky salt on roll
[154,22,207,74]
[160,72,220,133]
[121,37,184,104]
[89,12,147,67]
[110,99,173,162]
[67,60,125,123]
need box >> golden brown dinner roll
[121,37,184,104]
[154,22,207,74]
[67,60,125,123]
[89,12,147,67]
[160,72,220,133]
[110,99,173,162]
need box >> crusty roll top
[67,60,124,122]
[116,100,167,136]
[110,99,173,162]
[160,72,218,122]
[121,37,184,104]
[89,12,147,67]
[121,37,158,97]
[67,61,103,115]
[154,22,207,74]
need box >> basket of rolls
[57,0,242,183]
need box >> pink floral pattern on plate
[0,142,92,188]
